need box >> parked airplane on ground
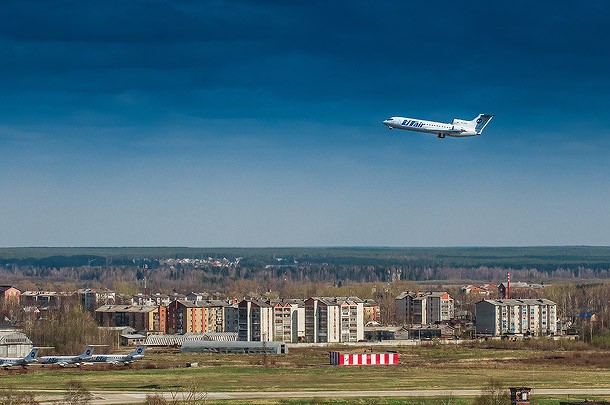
[37,345,94,367]
[383,113,494,138]
[0,348,38,369]
[89,345,145,365]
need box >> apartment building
[0,286,21,304]
[95,304,166,332]
[133,293,185,307]
[20,291,75,309]
[475,298,557,337]
[304,297,364,343]
[167,300,207,334]
[395,291,454,325]
[270,299,305,343]
[238,299,274,342]
[362,299,380,325]
[426,292,454,324]
[77,288,115,312]
[201,300,239,333]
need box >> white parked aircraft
[89,345,145,365]
[0,348,38,369]
[37,345,94,367]
[383,113,494,138]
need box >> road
[35,388,610,404]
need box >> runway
[35,388,610,404]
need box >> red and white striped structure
[329,351,398,366]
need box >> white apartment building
[238,299,274,342]
[475,298,557,337]
[304,297,364,343]
[271,299,305,343]
[237,297,364,343]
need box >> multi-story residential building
[238,299,273,342]
[167,300,207,334]
[95,304,166,332]
[475,298,557,337]
[426,292,454,324]
[223,301,240,333]
[200,300,239,333]
[304,297,364,343]
[0,286,21,304]
[395,291,454,325]
[185,292,209,302]
[362,299,380,325]
[77,288,115,312]
[270,299,305,343]
[20,291,74,309]
[133,293,185,307]
[395,292,421,325]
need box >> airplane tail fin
[26,348,38,362]
[470,114,495,134]
[79,346,94,359]
[130,345,146,357]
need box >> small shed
[121,333,147,346]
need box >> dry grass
[0,345,609,393]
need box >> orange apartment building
[167,300,207,334]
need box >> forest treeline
[3,246,610,269]
[1,260,609,296]
[1,247,610,297]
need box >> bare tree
[0,386,39,405]
[145,386,207,405]
[474,378,510,405]
[62,381,92,405]
[145,393,171,405]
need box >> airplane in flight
[0,348,38,369]
[383,113,495,138]
[37,345,95,367]
[89,345,146,365]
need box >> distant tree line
[1,259,610,296]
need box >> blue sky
[1,1,610,247]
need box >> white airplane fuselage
[383,114,494,138]
[38,355,89,367]
[0,348,38,369]
[89,346,145,365]
[38,346,94,367]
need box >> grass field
[1,345,609,404]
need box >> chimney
[507,272,511,299]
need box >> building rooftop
[478,298,556,306]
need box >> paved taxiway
[34,388,610,404]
